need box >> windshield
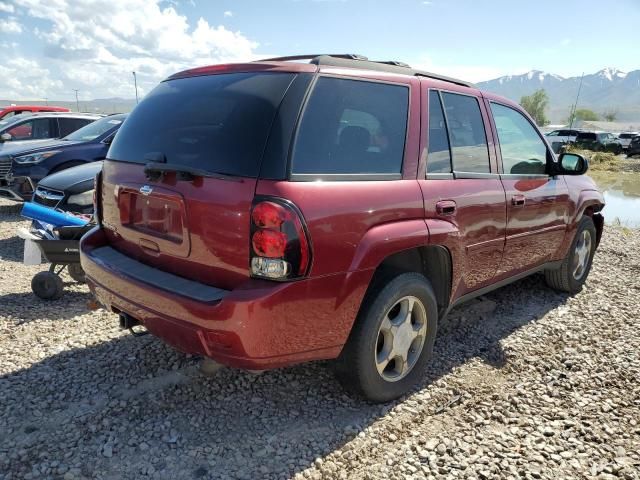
[64,115,125,141]
[107,72,295,177]
[0,113,33,129]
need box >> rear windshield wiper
[143,162,241,182]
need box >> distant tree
[569,108,599,123]
[603,110,618,122]
[520,89,549,126]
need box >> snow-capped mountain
[478,68,640,123]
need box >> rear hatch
[100,71,298,290]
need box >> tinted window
[291,77,408,175]
[64,115,124,141]
[547,130,559,136]
[577,132,596,141]
[59,118,93,137]
[108,72,295,177]
[441,92,490,173]
[6,118,52,140]
[490,103,547,175]
[426,90,451,173]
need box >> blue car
[0,113,126,201]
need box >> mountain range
[3,68,639,124]
[477,68,640,123]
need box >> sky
[0,0,639,101]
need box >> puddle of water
[588,171,640,227]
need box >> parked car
[617,132,639,150]
[574,131,623,154]
[0,114,125,201]
[627,136,640,158]
[545,129,580,153]
[0,104,70,121]
[80,54,605,402]
[0,112,100,144]
[31,161,102,215]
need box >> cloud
[0,58,64,99]
[0,17,23,34]
[223,10,232,17]
[422,1,433,5]
[0,3,15,13]
[2,0,259,99]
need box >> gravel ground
[0,197,638,480]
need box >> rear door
[100,71,301,290]
[419,85,507,296]
[486,101,570,275]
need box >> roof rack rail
[255,54,474,88]
[258,54,368,62]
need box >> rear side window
[6,118,52,140]
[490,103,547,175]
[108,72,295,177]
[291,77,408,175]
[577,132,596,141]
[58,118,93,137]
[441,92,490,173]
[426,91,451,173]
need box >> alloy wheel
[375,296,427,382]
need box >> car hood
[0,138,76,156]
[38,161,103,193]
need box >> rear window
[108,72,295,177]
[291,77,408,175]
[65,115,124,141]
[577,132,597,141]
[619,133,636,139]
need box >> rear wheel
[31,271,64,300]
[545,216,597,293]
[335,273,438,403]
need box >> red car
[80,54,605,402]
[0,105,69,120]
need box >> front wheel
[545,216,597,293]
[335,273,438,403]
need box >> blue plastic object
[21,202,88,227]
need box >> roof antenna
[568,72,584,130]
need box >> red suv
[80,55,604,402]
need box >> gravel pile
[0,197,638,480]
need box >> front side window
[490,103,548,175]
[426,90,451,173]
[441,92,490,173]
[291,77,408,175]
[6,118,51,140]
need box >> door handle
[436,200,457,216]
[512,195,526,207]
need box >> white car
[618,132,639,150]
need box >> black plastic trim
[453,171,500,179]
[290,173,403,182]
[425,173,454,180]
[89,246,229,303]
[445,259,563,315]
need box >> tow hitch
[119,312,149,337]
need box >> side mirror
[554,152,588,176]
[0,133,12,142]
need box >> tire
[545,216,597,294]
[334,272,438,403]
[67,263,86,283]
[31,271,64,300]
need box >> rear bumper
[80,227,372,369]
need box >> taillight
[93,170,102,224]
[250,198,311,280]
